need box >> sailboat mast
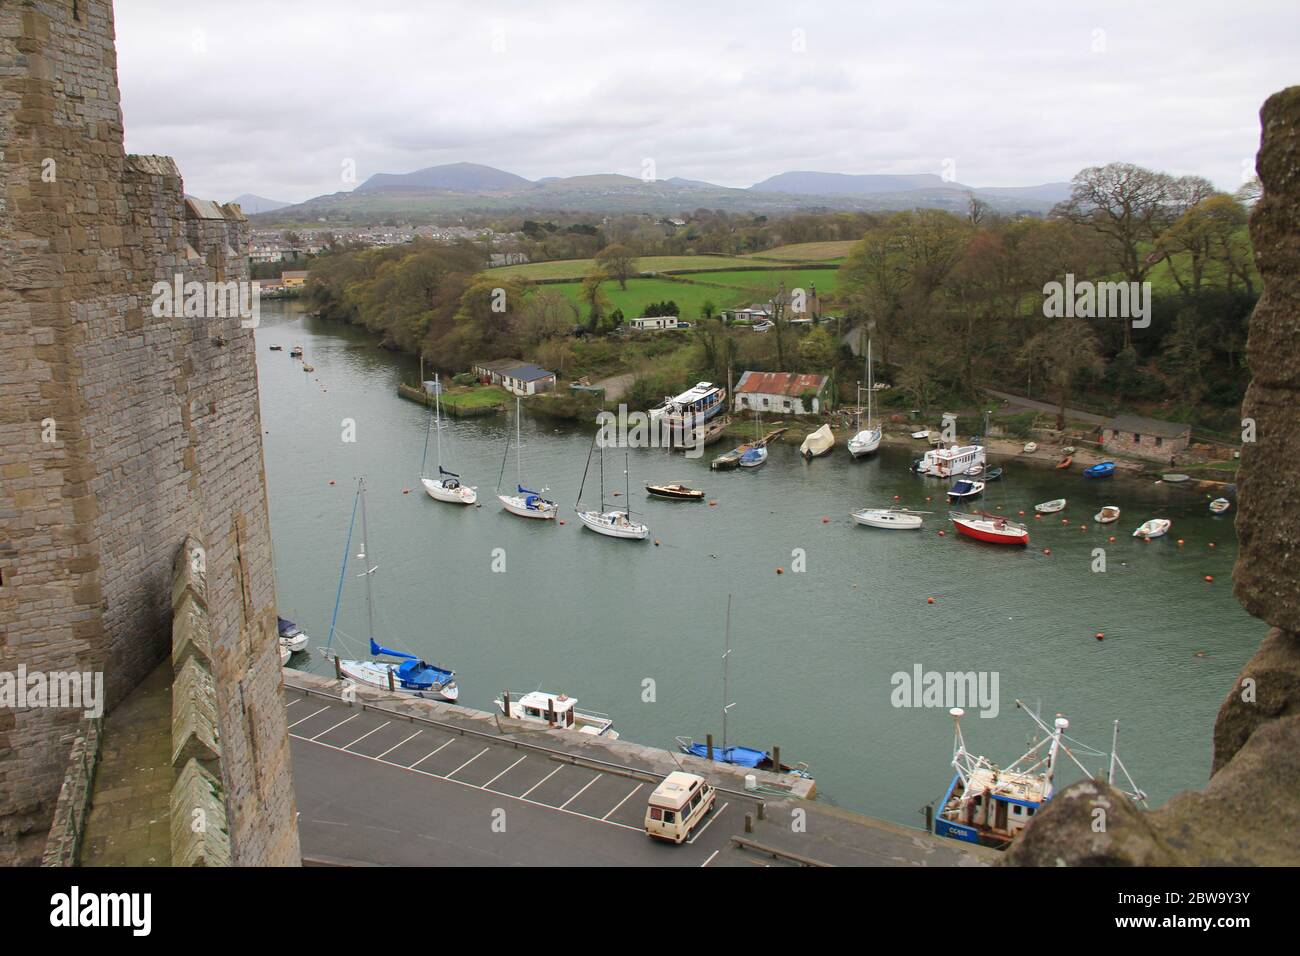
[866,338,874,427]
[358,478,376,643]
[599,434,606,511]
[722,593,734,751]
[516,396,522,486]
[434,375,443,470]
[624,451,630,512]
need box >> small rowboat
[1035,498,1067,514]
[269,344,283,351]
[1162,473,1190,483]
[950,511,1029,546]
[851,507,926,530]
[1133,518,1172,539]
[302,364,315,372]
[289,345,303,357]
[1094,505,1121,524]
[912,429,931,440]
[947,479,985,500]
[983,467,1003,481]
[1056,456,1074,469]
[646,482,704,501]
[1209,497,1231,514]
[1023,442,1037,453]
[1084,461,1116,479]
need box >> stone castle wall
[0,0,298,865]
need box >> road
[285,689,996,867]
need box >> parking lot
[286,693,744,866]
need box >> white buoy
[744,773,758,791]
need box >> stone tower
[0,0,299,864]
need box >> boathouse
[733,371,829,415]
[1100,414,1191,462]
[498,363,557,396]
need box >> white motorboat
[420,376,477,505]
[277,615,310,654]
[800,423,835,459]
[911,429,931,440]
[1035,498,1067,514]
[495,691,618,738]
[848,338,882,458]
[1133,518,1172,539]
[575,435,648,540]
[1162,473,1191,483]
[851,507,926,529]
[1209,497,1231,514]
[1095,505,1121,524]
[947,479,986,500]
[497,396,558,519]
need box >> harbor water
[259,301,1261,826]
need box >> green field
[489,255,768,282]
[746,240,856,261]
[544,277,742,319]
[675,268,840,295]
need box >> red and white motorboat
[949,510,1029,546]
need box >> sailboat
[496,396,557,519]
[848,338,882,458]
[737,409,768,468]
[575,432,649,539]
[420,375,477,505]
[322,479,459,702]
[676,596,811,777]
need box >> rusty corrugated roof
[736,371,828,396]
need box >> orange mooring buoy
[927,597,935,604]
[1095,632,1105,641]
[654,539,660,546]
[1043,548,1052,555]
[776,567,784,574]
[403,488,410,494]
[1205,575,1214,583]
[822,516,829,523]
[709,501,717,507]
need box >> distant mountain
[665,176,723,189]
[230,193,291,214]
[357,162,533,193]
[970,182,1072,204]
[750,171,952,196]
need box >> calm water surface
[257,301,1260,826]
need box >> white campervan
[644,771,716,844]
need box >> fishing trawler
[935,701,1146,849]
[494,691,618,738]
[648,382,727,445]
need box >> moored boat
[420,377,477,505]
[911,429,931,440]
[799,423,835,459]
[277,615,310,654]
[289,345,303,357]
[1095,505,1121,524]
[1084,461,1116,478]
[983,467,1003,481]
[269,344,283,351]
[645,482,704,501]
[1056,455,1073,469]
[949,510,1029,545]
[648,381,727,445]
[947,479,985,500]
[916,443,986,478]
[851,507,926,529]
[1209,497,1231,514]
[1133,518,1172,539]
[575,437,648,540]
[496,690,618,738]
[1022,442,1037,453]
[738,444,768,468]
[1162,473,1191,483]
[847,338,882,458]
[496,396,557,518]
[1035,498,1067,513]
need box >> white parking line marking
[602,783,643,821]
[687,801,729,844]
[483,755,528,789]
[288,706,330,729]
[341,720,391,751]
[408,737,455,769]
[310,713,359,741]
[447,748,490,778]
[701,849,720,867]
[375,730,423,760]
[519,766,562,799]
[559,773,601,810]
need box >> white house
[628,315,679,331]
[733,371,830,415]
[499,363,557,396]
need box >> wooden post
[757,802,766,821]
[387,667,395,692]
[744,813,753,834]
[706,733,714,762]
[772,745,781,771]
[502,691,511,718]
[333,655,342,681]
[924,805,934,833]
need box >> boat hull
[951,515,1029,545]
[576,509,649,539]
[422,476,477,505]
[498,493,557,519]
[339,659,459,702]
[852,509,923,529]
[738,446,768,468]
[645,484,704,501]
[1133,519,1172,539]
[848,428,882,457]
[800,425,835,459]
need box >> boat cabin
[935,767,1047,846]
[497,690,616,737]
[920,444,986,478]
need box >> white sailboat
[575,431,649,540]
[420,376,477,505]
[497,396,558,519]
[321,479,460,702]
[848,338,882,458]
[851,507,927,529]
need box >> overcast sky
[115,0,1297,204]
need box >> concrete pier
[284,670,996,867]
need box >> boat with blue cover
[497,396,558,519]
[1084,461,1116,478]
